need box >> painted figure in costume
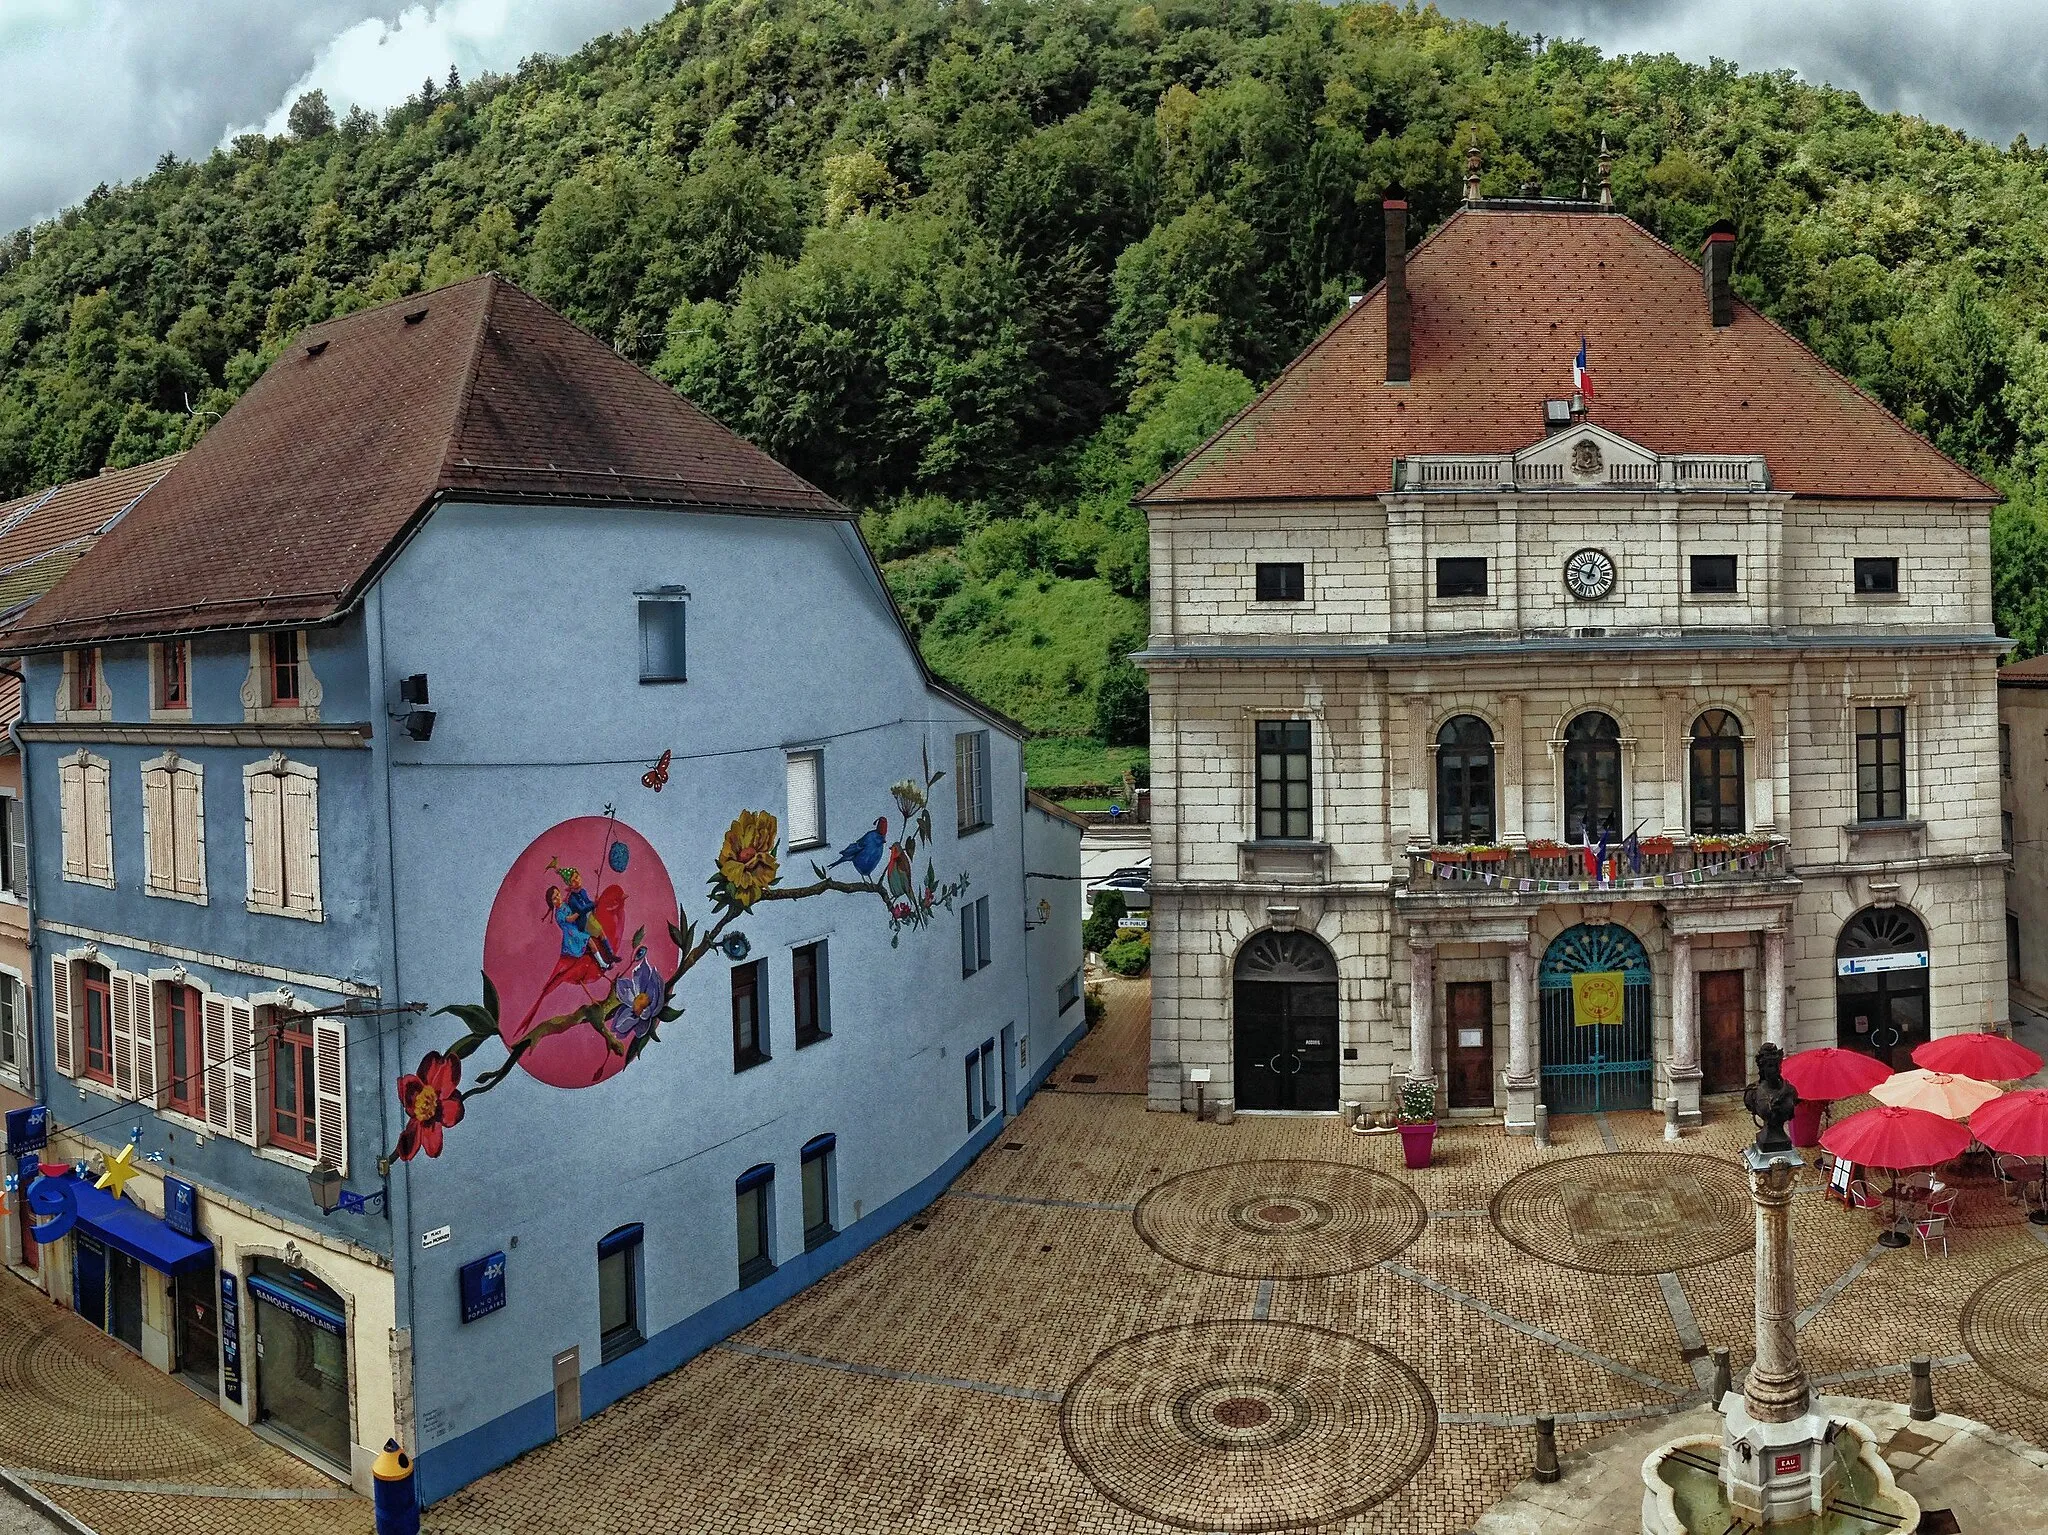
[520,873,629,1031]
[549,858,620,966]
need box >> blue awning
[62,1175,213,1276]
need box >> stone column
[1669,930,1703,1125]
[1504,939,1540,1133]
[1742,1150,1810,1423]
[1763,928,1787,1050]
[1407,940,1436,1083]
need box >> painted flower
[608,948,667,1047]
[395,1051,465,1161]
[889,778,927,819]
[717,810,781,908]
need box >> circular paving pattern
[1134,1160,1426,1278]
[1961,1256,2048,1397]
[1060,1319,1436,1531]
[1489,1151,1753,1274]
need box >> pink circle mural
[486,816,680,1089]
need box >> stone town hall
[1138,182,2008,1130]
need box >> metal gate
[1539,923,1653,1112]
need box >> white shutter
[227,999,258,1145]
[110,969,135,1098]
[84,758,112,883]
[281,771,320,916]
[312,1015,347,1174]
[130,975,159,1107]
[247,772,283,908]
[8,978,29,1094]
[201,993,232,1135]
[49,958,73,1078]
[59,763,85,880]
[172,767,205,898]
[787,752,821,847]
[142,768,174,893]
[6,795,25,898]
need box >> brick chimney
[1702,221,1735,328]
[1385,198,1411,383]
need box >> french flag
[1574,336,1595,400]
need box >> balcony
[1402,835,1790,900]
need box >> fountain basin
[1641,1416,1917,1533]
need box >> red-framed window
[81,962,112,1085]
[267,1008,316,1154]
[166,984,204,1118]
[159,641,189,710]
[71,649,98,712]
[268,633,301,706]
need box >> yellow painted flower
[718,810,781,907]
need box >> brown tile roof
[1141,208,1997,506]
[5,276,840,650]
[0,455,181,622]
[1999,655,2048,685]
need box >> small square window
[1435,557,1487,598]
[1255,563,1305,602]
[638,590,688,683]
[1058,970,1081,1013]
[1855,557,1899,595]
[1690,554,1738,594]
[731,961,768,1070]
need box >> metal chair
[1847,1180,1885,1213]
[1913,1213,1950,1257]
[1994,1154,2029,1207]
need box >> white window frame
[0,790,25,902]
[637,587,689,684]
[243,754,322,921]
[58,749,115,888]
[141,751,208,904]
[785,749,826,851]
[239,631,323,724]
[0,967,29,1094]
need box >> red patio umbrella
[1914,1032,2044,1082]
[1971,1088,2048,1157]
[1783,1047,1893,1101]
[1821,1104,1973,1248]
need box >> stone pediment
[1393,424,1769,493]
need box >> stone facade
[1143,421,2007,1125]
[1998,664,2048,1012]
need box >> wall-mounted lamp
[392,674,434,740]
[401,710,436,741]
[399,673,430,705]
[309,1162,388,1217]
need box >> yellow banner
[1571,971,1626,1027]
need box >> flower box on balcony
[1466,846,1511,863]
[1428,848,1467,865]
[1527,840,1567,858]
[1694,837,1733,854]
[1638,836,1675,856]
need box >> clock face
[1564,547,1617,601]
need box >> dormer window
[71,649,98,711]
[241,631,321,722]
[268,632,301,705]
[157,641,190,710]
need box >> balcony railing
[1404,836,1789,897]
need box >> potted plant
[1638,835,1675,857]
[1467,843,1511,864]
[1397,1078,1437,1169]
[1527,839,1567,859]
[1427,847,1467,865]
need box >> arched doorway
[1233,931,1338,1111]
[1836,907,1930,1070]
[1539,924,1653,1112]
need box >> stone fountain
[1640,1044,1918,1533]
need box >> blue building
[4,276,1084,1499]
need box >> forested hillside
[8,0,2048,786]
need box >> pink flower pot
[1398,1122,1436,1169]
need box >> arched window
[1436,715,1496,844]
[1689,710,1745,835]
[1562,713,1622,841]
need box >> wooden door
[1233,982,1287,1111]
[1286,985,1339,1111]
[1700,970,1747,1094]
[1447,982,1495,1109]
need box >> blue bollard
[373,1438,419,1535]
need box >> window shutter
[110,969,136,1098]
[59,763,85,879]
[130,975,159,1107]
[49,957,73,1077]
[9,979,29,1094]
[85,758,112,883]
[6,796,24,898]
[201,993,233,1135]
[173,767,205,897]
[226,999,258,1145]
[787,753,821,847]
[282,771,320,915]
[142,769,174,893]
[247,772,283,908]
[312,1015,347,1174]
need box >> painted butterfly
[641,749,672,792]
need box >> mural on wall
[392,754,964,1161]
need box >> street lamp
[308,1162,342,1214]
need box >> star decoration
[96,1142,142,1202]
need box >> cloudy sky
[2,1,2045,236]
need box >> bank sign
[1836,951,1930,977]
[4,1105,47,1156]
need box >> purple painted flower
[608,947,667,1046]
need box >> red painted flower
[395,1051,465,1160]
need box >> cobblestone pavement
[0,1274,369,1535]
[1045,974,1150,1095]
[427,997,2048,1535]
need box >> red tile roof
[1141,208,1997,506]
[1999,655,2048,686]
[6,276,840,650]
[0,455,181,620]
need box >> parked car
[1087,867,1151,910]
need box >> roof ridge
[435,273,500,489]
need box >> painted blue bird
[828,817,889,877]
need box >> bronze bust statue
[1744,1042,1799,1153]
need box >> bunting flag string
[1423,848,1773,894]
